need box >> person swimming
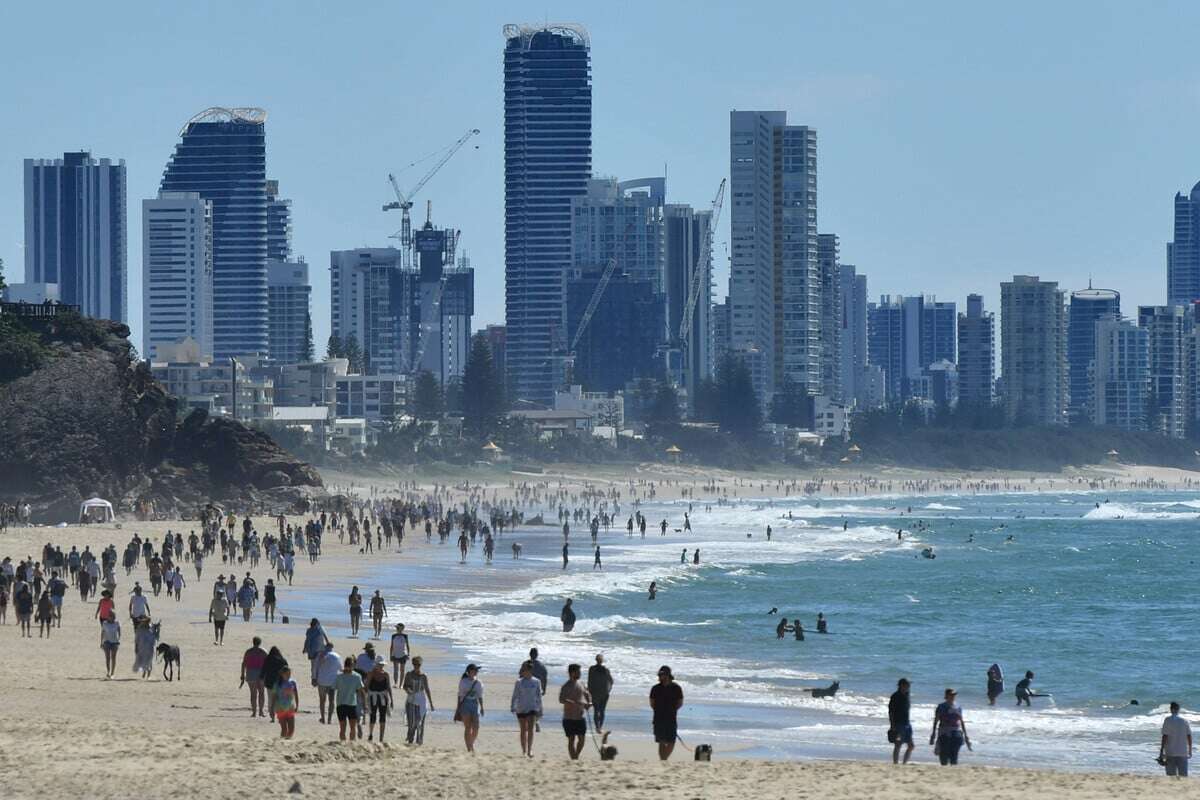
[776,618,790,639]
[816,613,828,634]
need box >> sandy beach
[0,463,1196,798]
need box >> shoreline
[0,465,1197,798]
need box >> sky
[1,1,1199,354]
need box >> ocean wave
[1083,503,1199,521]
[924,503,964,511]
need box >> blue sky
[1,1,1197,352]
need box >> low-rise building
[334,374,407,423]
[151,349,274,422]
[554,385,624,429]
[509,409,595,439]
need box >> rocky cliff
[0,312,324,522]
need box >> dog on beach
[808,681,839,698]
[694,744,713,761]
[598,731,618,761]
[156,641,181,681]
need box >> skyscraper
[839,266,868,406]
[729,111,820,404]
[329,247,417,376]
[665,202,714,401]
[565,269,664,393]
[504,23,592,404]
[920,299,957,367]
[1168,181,1200,307]
[24,151,127,321]
[266,179,293,263]
[818,234,842,402]
[1138,305,1187,438]
[160,107,269,359]
[1092,316,1149,431]
[1067,287,1120,425]
[957,294,995,406]
[267,260,312,366]
[867,295,921,401]
[1000,275,1067,426]
[142,191,213,360]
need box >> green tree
[342,336,364,373]
[769,377,812,428]
[648,382,681,426]
[715,352,761,436]
[692,377,719,422]
[0,256,6,293]
[412,370,444,420]
[326,334,343,360]
[461,332,503,439]
[302,312,315,362]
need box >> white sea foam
[1083,503,1199,521]
[924,503,964,511]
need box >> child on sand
[274,666,298,738]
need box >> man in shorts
[241,636,268,717]
[208,591,230,645]
[1160,701,1193,777]
[334,657,366,741]
[390,623,410,683]
[888,677,915,764]
[558,663,592,760]
[315,642,342,724]
[649,665,684,760]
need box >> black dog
[694,744,713,761]
[156,642,181,681]
[809,680,839,698]
[598,731,618,761]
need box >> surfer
[1015,670,1036,706]
[986,663,1004,706]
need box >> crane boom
[678,179,726,345]
[570,221,636,353]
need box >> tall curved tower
[160,108,269,359]
[503,24,592,404]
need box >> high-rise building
[957,294,995,406]
[838,267,868,406]
[1067,287,1120,425]
[711,299,731,366]
[142,191,213,360]
[565,268,664,393]
[266,179,293,263]
[1092,315,1148,431]
[1138,305,1187,438]
[729,110,819,403]
[414,221,474,384]
[267,260,312,366]
[818,234,842,401]
[24,151,127,321]
[160,107,269,359]
[331,247,414,375]
[572,178,665,289]
[665,203,714,397]
[1168,181,1200,307]
[503,23,592,404]
[1000,275,1067,426]
[921,300,957,367]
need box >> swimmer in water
[767,607,778,615]
[776,618,789,639]
[816,613,828,634]
[648,581,657,601]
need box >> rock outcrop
[0,313,324,522]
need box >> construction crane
[383,127,480,269]
[569,221,637,353]
[678,178,726,349]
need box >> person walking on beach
[347,585,363,637]
[208,591,230,645]
[650,665,684,760]
[303,618,331,686]
[929,688,972,765]
[511,660,543,757]
[588,654,613,731]
[456,663,484,753]
[390,623,410,683]
[366,658,393,742]
[559,663,592,760]
[100,612,121,678]
[262,579,276,622]
[593,546,602,570]
[888,678,914,764]
[1160,701,1193,777]
[561,598,576,633]
[241,636,268,717]
[403,655,434,745]
[334,657,367,741]
[273,665,299,739]
[528,648,548,695]
[370,590,386,638]
[315,643,342,724]
[986,663,1004,706]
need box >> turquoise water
[305,490,1199,771]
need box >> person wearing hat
[930,687,972,765]
[355,642,377,677]
[456,663,484,752]
[390,623,410,683]
[649,665,684,760]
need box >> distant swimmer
[843,520,848,531]
[648,582,657,601]
[793,621,804,641]
[776,618,790,639]
[561,599,576,633]
[766,526,772,541]
[897,530,903,541]
[767,607,778,615]
[660,520,668,536]
[680,549,687,564]
[967,534,974,543]
[692,549,700,565]
[816,613,828,634]
[921,547,936,560]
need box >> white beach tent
[79,497,115,523]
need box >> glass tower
[503,24,592,404]
[1067,287,1120,425]
[160,108,269,359]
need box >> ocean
[300,489,1198,772]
